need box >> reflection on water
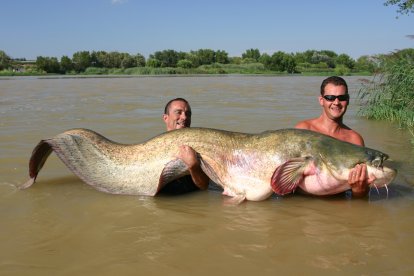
[1,76,414,275]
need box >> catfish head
[270,136,397,196]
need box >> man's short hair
[320,76,348,95]
[164,98,190,115]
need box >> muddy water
[1,75,413,275]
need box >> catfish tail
[20,140,53,189]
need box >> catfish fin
[20,139,53,189]
[223,194,246,205]
[271,157,312,195]
[157,159,189,193]
[199,158,224,187]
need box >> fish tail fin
[20,140,53,189]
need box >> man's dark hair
[320,76,348,96]
[164,98,190,115]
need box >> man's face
[163,100,192,131]
[319,83,349,120]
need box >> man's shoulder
[295,118,319,130]
[345,129,365,146]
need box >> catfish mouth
[368,165,397,199]
[367,151,389,169]
[367,152,397,185]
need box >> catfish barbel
[21,128,397,202]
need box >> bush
[84,67,108,75]
[177,59,193,68]
[334,65,351,76]
[358,58,414,143]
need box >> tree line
[1,48,387,75]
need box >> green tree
[335,54,355,69]
[215,50,229,64]
[242,48,261,61]
[311,51,336,68]
[0,50,12,70]
[258,53,272,69]
[35,56,48,72]
[150,50,180,67]
[193,49,216,65]
[241,58,257,64]
[229,56,242,64]
[121,55,137,68]
[270,51,285,71]
[355,55,378,73]
[283,54,297,73]
[135,53,146,67]
[334,65,350,76]
[72,51,91,72]
[35,56,60,73]
[319,50,338,59]
[177,59,193,68]
[389,48,414,61]
[269,51,296,72]
[146,58,161,67]
[185,52,201,67]
[91,51,108,67]
[60,55,73,73]
[384,0,414,16]
[294,50,314,64]
[101,51,124,68]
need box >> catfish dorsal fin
[271,157,312,195]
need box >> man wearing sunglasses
[295,76,375,198]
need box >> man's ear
[162,114,168,123]
[318,96,324,106]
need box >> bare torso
[295,117,365,146]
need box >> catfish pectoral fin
[157,159,189,193]
[271,157,311,195]
[20,139,53,189]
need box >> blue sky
[2,0,413,60]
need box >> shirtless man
[160,98,209,194]
[295,76,375,198]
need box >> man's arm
[177,145,209,190]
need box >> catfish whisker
[373,183,380,195]
[384,184,389,199]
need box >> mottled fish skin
[22,128,397,201]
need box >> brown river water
[1,75,413,275]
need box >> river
[1,75,413,275]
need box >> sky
[1,0,413,60]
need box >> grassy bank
[358,58,414,143]
[1,62,372,77]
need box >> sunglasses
[323,94,349,102]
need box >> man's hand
[177,145,199,169]
[348,164,376,198]
[177,145,209,190]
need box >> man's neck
[318,115,345,136]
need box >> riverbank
[0,62,373,77]
[0,69,373,77]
